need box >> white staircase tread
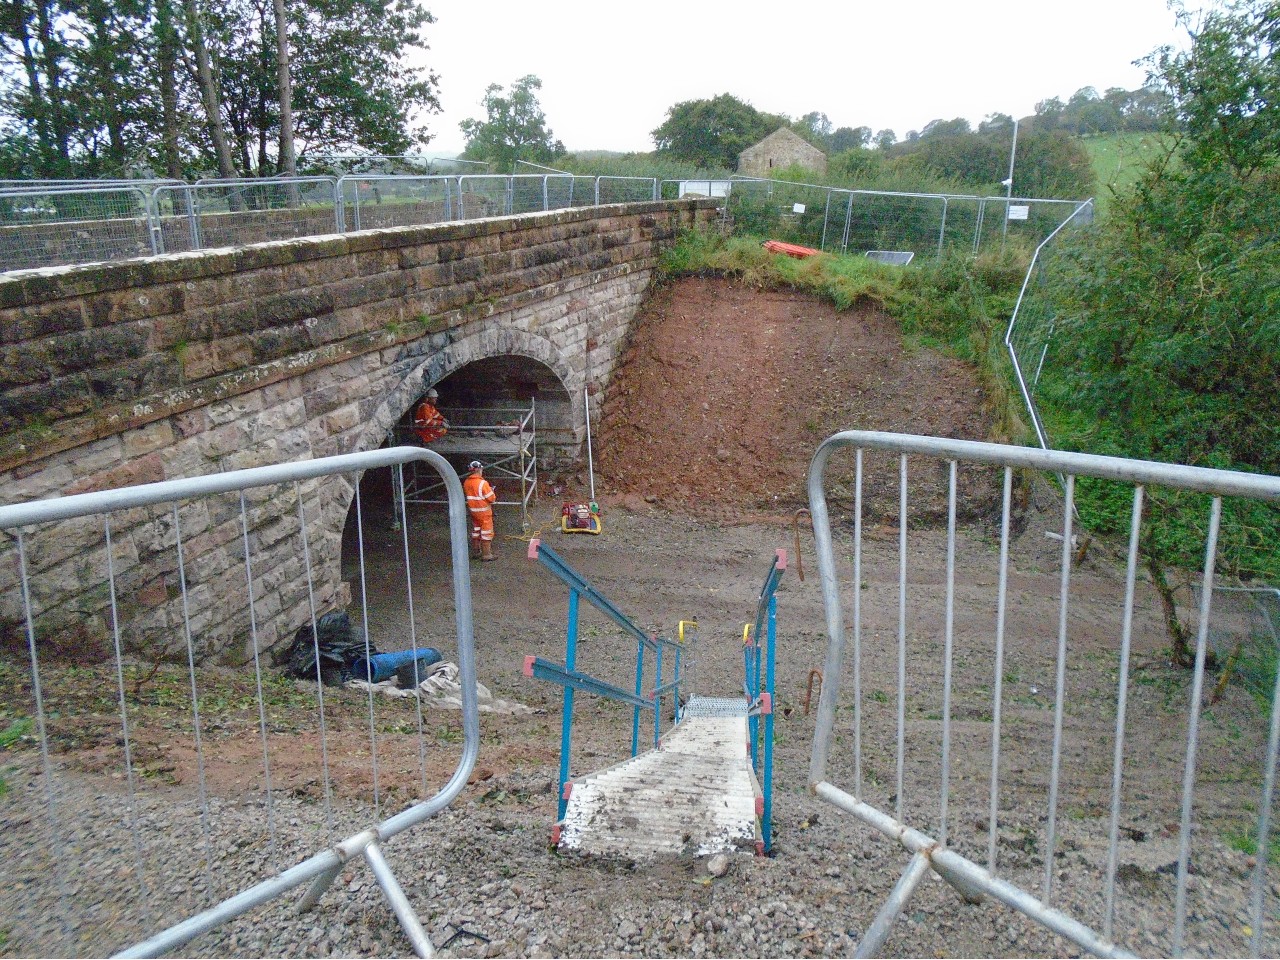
[559,705,761,859]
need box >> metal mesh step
[680,696,748,718]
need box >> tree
[1033,96,1066,131]
[1152,0,1279,176]
[978,112,1014,134]
[273,0,297,177]
[0,0,156,176]
[1104,84,1173,131]
[874,128,896,150]
[1045,0,1279,585]
[286,0,440,162]
[796,110,831,143]
[184,0,237,178]
[831,147,882,182]
[829,125,871,152]
[155,0,183,177]
[651,93,787,169]
[1011,130,1095,197]
[904,132,1004,185]
[919,117,971,139]
[459,74,564,172]
[0,0,440,178]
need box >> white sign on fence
[1007,204,1030,221]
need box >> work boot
[470,538,482,560]
[481,540,495,561]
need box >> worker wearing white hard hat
[413,382,448,443]
[462,461,497,560]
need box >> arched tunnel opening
[338,355,578,652]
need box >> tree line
[0,0,438,180]
[639,82,1176,199]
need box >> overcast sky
[417,1,1196,157]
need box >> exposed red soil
[596,276,998,524]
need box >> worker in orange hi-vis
[462,460,498,561]
[413,386,448,443]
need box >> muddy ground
[0,278,1274,958]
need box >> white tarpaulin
[347,660,534,715]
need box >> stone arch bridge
[0,199,717,661]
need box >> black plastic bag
[273,611,374,685]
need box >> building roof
[739,127,827,162]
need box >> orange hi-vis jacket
[413,400,447,443]
[462,473,497,541]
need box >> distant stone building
[738,127,827,176]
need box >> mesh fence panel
[1002,205,1094,448]
[456,176,511,219]
[565,177,598,207]
[726,179,838,249]
[152,179,341,253]
[0,186,153,270]
[543,175,576,210]
[840,192,948,258]
[596,177,657,204]
[188,178,340,249]
[337,176,455,231]
[938,195,983,254]
[1189,586,1280,706]
[976,196,1092,252]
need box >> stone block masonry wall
[0,199,719,663]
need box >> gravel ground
[2,499,1276,959]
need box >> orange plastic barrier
[762,239,821,259]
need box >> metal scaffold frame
[392,401,537,529]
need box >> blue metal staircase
[523,541,785,858]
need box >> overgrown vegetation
[1035,0,1279,588]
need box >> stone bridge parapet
[0,199,717,660]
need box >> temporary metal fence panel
[0,184,154,270]
[805,430,1280,958]
[335,174,455,231]
[542,174,576,211]
[727,177,835,250]
[1003,200,1097,450]
[150,177,341,254]
[562,176,598,208]
[148,182,199,253]
[725,175,1091,262]
[727,179,956,258]
[976,195,1093,252]
[0,447,479,957]
[840,190,950,260]
[455,175,511,219]
[594,176,660,205]
[1187,585,1280,707]
[0,178,184,194]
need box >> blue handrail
[523,539,688,821]
[743,549,786,852]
